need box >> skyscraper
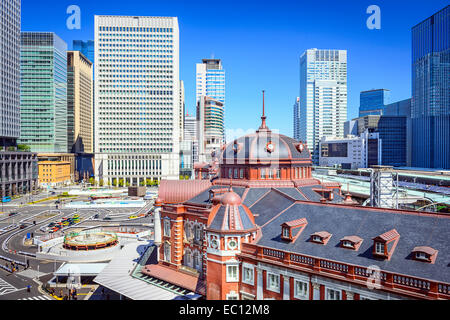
[73,40,95,65]
[20,32,68,153]
[0,0,21,146]
[293,97,300,140]
[411,5,450,169]
[359,89,391,116]
[197,96,224,162]
[299,49,348,163]
[196,59,225,141]
[179,80,185,141]
[67,51,94,153]
[0,0,39,198]
[94,16,180,185]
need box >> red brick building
[145,104,450,300]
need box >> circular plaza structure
[63,231,119,251]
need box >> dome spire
[257,90,271,133]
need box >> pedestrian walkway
[17,269,46,279]
[0,278,18,296]
[18,295,52,300]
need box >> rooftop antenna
[257,90,271,133]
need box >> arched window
[276,168,281,179]
[261,169,266,179]
[193,250,201,271]
[239,168,244,179]
[228,168,232,178]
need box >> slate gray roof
[256,201,450,283]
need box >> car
[19,224,26,229]
[104,217,112,221]
[8,212,18,217]
[48,222,56,227]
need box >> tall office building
[94,16,180,185]
[0,0,38,198]
[67,51,94,153]
[359,89,391,116]
[293,97,300,140]
[73,40,95,65]
[179,80,185,141]
[411,5,450,169]
[196,59,225,141]
[20,32,68,153]
[299,49,348,163]
[197,96,224,162]
[0,0,21,146]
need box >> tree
[99,179,104,187]
[89,177,95,186]
[146,179,152,187]
[118,179,124,187]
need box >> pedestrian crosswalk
[18,295,52,300]
[0,278,18,296]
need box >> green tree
[146,179,152,187]
[99,179,104,187]
[89,177,95,186]
[118,179,124,187]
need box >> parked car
[8,212,18,217]
[19,224,26,229]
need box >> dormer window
[282,227,290,238]
[372,229,400,260]
[412,246,438,264]
[281,218,308,242]
[375,242,385,254]
[343,241,353,248]
[310,231,332,245]
[340,236,363,250]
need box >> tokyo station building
[146,102,450,300]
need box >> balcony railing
[239,243,449,299]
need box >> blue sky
[22,0,448,138]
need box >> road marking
[0,277,18,296]
[18,295,52,300]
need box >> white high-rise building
[94,16,180,186]
[299,49,347,163]
[179,80,185,141]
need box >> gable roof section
[159,180,211,204]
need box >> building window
[234,169,238,179]
[194,225,202,243]
[326,288,341,300]
[276,169,281,179]
[282,227,290,238]
[240,168,244,179]
[416,252,428,261]
[294,280,309,300]
[375,242,385,254]
[242,265,254,285]
[228,168,232,178]
[342,241,353,248]
[164,243,171,262]
[226,291,239,300]
[164,219,171,237]
[226,265,239,282]
[261,169,266,179]
[267,273,280,292]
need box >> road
[0,189,154,300]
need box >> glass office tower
[19,32,68,153]
[73,40,95,64]
[196,59,225,142]
[299,49,348,164]
[359,89,391,116]
[411,5,450,169]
